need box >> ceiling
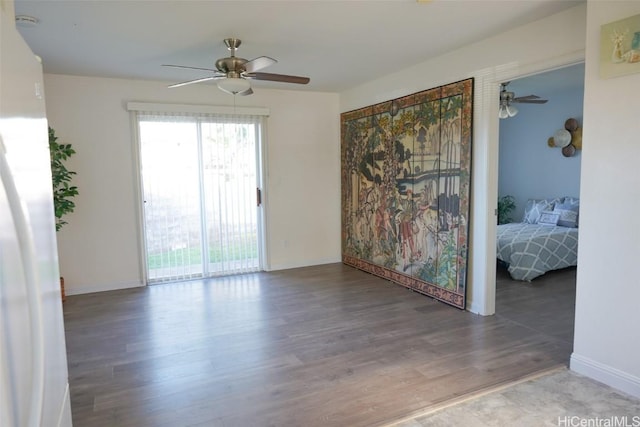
[14,0,584,94]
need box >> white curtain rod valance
[126,102,269,117]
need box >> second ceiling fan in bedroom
[498,82,548,119]
[163,38,310,96]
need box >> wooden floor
[64,263,576,427]
[495,263,576,346]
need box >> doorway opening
[136,112,264,283]
[494,62,584,356]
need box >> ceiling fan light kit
[217,77,251,95]
[498,82,547,119]
[164,38,310,96]
[498,103,518,119]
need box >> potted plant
[49,126,78,301]
[497,195,516,225]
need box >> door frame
[470,51,585,315]
[127,102,270,285]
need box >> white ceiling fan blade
[168,76,217,88]
[244,56,277,73]
[162,64,220,73]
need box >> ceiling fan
[499,82,548,119]
[163,38,310,96]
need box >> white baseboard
[466,299,488,315]
[265,257,342,272]
[65,280,145,295]
[570,353,640,399]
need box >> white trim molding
[265,257,342,272]
[571,353,640,399]
[64,280,145,296]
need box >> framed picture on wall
[600,13,640,79]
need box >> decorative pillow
[523,198,563,224]
[538,211,560,226]
[564,196,580,206]
[546,197,565,207]
[562,196,580,226]
[554,202,579,228]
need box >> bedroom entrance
[494,63,584,351]
[134,109,266,283]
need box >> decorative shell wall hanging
[547,117,582,157]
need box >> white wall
[570,1,640,398]
[499,82,584,222]
[341,4,587,314]
[43,75,341,294]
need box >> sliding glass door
[137,112,263,283]
[200,120,260,275]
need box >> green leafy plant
[497,195,516,225]
[49,127,78,231]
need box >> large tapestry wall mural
[341,78,473,309]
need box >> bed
[497,197,580,281]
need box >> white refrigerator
[0,2,73,426]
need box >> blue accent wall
[498,78,584,222]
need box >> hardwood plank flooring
[495,263,576,346]
[64,263,575,427]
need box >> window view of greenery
[139,118,259,282]
[146,239,258,269]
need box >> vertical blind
[129,104,267,283]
